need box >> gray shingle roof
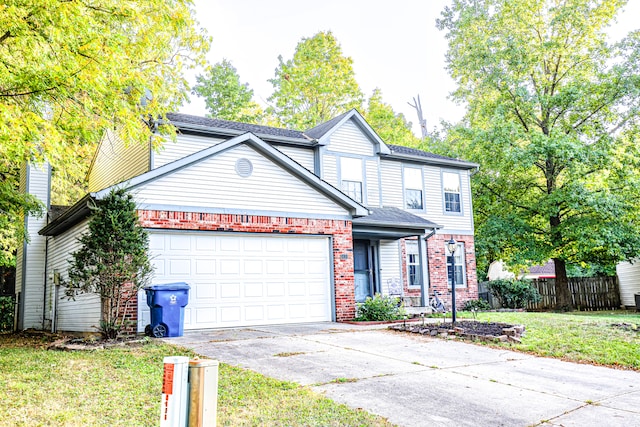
[387,144,465,163]
[165,113,306,140]
[304,110,352,140]
[352,207,441,229]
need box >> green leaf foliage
[486,279,542,309]
[436,0,640,308]
[66,189,153,338]
[268,31,363,129]
[192,59,264,123]
[1,0,209,268]
[364,88,419,146]
[0,295,16,331]
[355,294,406,321]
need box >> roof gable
[304,109,391,155]
[95,132,368,216]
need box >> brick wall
[137,210,356,321]
[426,233,478,310]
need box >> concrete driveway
[168,322,640,426]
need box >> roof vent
[235,158,253,178]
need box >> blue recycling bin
[144,282,190,338]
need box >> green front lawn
[0,334,393,427]
[457,310,640,370]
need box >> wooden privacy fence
[526,277,620,311]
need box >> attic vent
[235,158,253,177]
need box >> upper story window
[404,167,424,210]
[443,171,462,213]
[340,157,363,203]
[445,242,466,287]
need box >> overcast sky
[182,0,640,134]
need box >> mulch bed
[389,320,525,343]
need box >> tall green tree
[364,88,419,146]
[192,59,264,123]
[437,0,640,309]
[66,189,153,339]
[268,31,363,129]
[1,1,209,266]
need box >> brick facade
[426,233,478,310]
[399,235,478,309]
[136,210,357,321]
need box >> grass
[0,333,394,427]
[456,310,640,370]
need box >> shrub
[0,295,15,332]
[462,299,491,311]
[355,293,405,321]
[65,189,153,339]
[486,279,541,309]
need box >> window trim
[445,241,466,288]
[405,240,421,288]
[403,166,425,211]
[441,170,463,215]
[339,156,365,204]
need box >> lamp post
[446,238,457,324]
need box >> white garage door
[138,231,332,331]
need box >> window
[404,167,423,210]
[406,241,421,287]
[445,242,466,287]
[340,157,363,203]
[443,171,461,213]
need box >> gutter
[382,152,479,170]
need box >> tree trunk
[553,258,573,310]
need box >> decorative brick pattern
[136,210,356,321]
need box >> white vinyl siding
[140,232,332,330]
[616,261,640,307]
[135,144,349,217]
[326,120,374,156]
[46,220,101,332]
[380,160,404,207]
[379,240,401,296]
[153,133,225,169]
[276,146,315,172]
[322,153,339,187]
[366,159,380,207]
[18,163,49,329]
[88,129,149,192]
[380,160,474,233]
[424,167,473,232]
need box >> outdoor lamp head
[447,238,457,254]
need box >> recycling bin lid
[144,282,190,291]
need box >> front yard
[1,310,638,426]
[0,334,393,427]
[456,310,640,370]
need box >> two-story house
[16,109,478,333]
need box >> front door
[354,240,373,303]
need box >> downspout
[41,235,50,330]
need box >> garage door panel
[169,259,191,275]
[195,259,215,275]
[267,305,286,320]
[245,306,264,321]
[244,259,263,274]
[194,282,216,298]
[220,260,239,274]
[220,282,241,298]
[140,232,332,331]
[195,307,217,323]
